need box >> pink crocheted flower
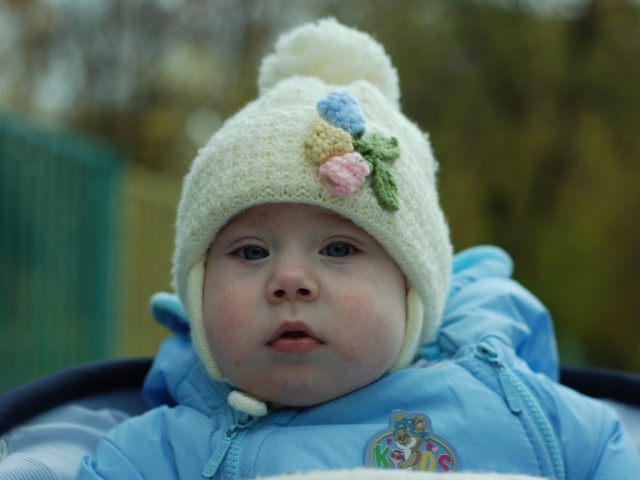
[318,152,371,197]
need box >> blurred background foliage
[1,0,639,385]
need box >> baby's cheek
[206,285,247,323]
[205,292,251,351]
[206,313,250,379]
[336,292,402,364]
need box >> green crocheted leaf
[353,133,399,163]
[353,133,400,211]
[370,159,399,211]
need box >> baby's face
[203,203,406,407]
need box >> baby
[78,19,640,479]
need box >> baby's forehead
[210,202,388,252]
[223,203,358,229]
[210,201,403,274]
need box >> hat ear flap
[187,261,225,380]
[389,286,424,371]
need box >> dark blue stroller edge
[0,358,152,480]
[560,365,640,406]
[0,357,152,436]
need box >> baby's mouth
[280,331,309,339]
[268,321,323,354]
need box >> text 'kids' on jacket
[77,246,640,479]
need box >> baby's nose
[272,287,313,299]
[268,264,318,302]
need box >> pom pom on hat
[259,18,400,107]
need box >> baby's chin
[243,384,346,409]
[220,357,395,409]
[238,373,383,409]
[264,390,349,409]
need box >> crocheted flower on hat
[304,119,353,165]
[319,152,370,197]
[305,91,400,211]
[317,91,365,137]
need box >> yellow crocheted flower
[303,119,353,165]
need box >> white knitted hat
[173,18,452,381]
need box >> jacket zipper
[202,413,257,479]
[472,343,566,480]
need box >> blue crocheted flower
[316,91,365,136]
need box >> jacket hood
[424,245,559,380]
[143,292,234,413]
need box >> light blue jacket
[78,246,640,479]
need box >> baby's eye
[322,242,356,258]
[236,246,269,260]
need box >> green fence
[0,111,123,391]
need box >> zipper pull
[202,429,235,478]
[202,414,256,478]
[476,344,522,414]
[497,368,522,414]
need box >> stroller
[0,356,639,478]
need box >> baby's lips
[269,335,322,355]
[267,320,326,354]
[267,320,322,345]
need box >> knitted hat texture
[172,18,453,381]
